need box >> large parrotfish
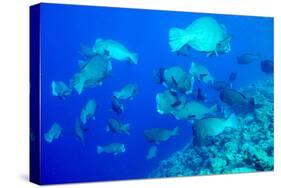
[169,17,231,56]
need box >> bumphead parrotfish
[93,38,138,65]
[220,88,253,106]
[169,17,231,56]
[157,66,194,94]
[144,127,179,144]
[71,54,112,95]
[172,101,217,120]
[189,62,214,84]
[97,143,126,155]
[106,118,130,135]
[156,90,186,115]
[193,114,239,145]
[113,84,138,100]
[80,99,97,126]
[146,146,158,160]
[51,81,72,100]
[44,122,62,143]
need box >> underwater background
[35,3,273,184]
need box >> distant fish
[237,53,261,65]
[144,127,179,144]
[172,101,217,120]
[44,122,62,143]
[228,72,237,83]
[51,81,72,100]
[189,62,214,84]
[106,118,130,135]
[80,99,97,126]
[114,84,138,100]
[93,38,138,64]
[146,146,158,160]
[111,96,124,115]
[97,143,126,155]
[260,59,273,74]
[75,119,85,145]
[220,88,254,107]
[212,80,230,91]
[71,55,112,94]
[195,88,207,102]
[193,113,238,144]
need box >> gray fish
[237,53,260,65]
[144,127,179,144]
[193,113,238,145]
[51,81,72,100]
[106,118,130,135]
[44,122,62,143]
[146,146,158,160]
[75,119,85,145]
[114,84,138,100]
[220,88,253,106]
[97,143,126,155]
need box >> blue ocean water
[38,3,273,184]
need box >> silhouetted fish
[144,127,179,144]
[260,59,273,74]
[111,96,124,115]
[237,53,260,65]
[220,88,253,107]
[228,72,237,82]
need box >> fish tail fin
[97,146,104,154]
[129,53,138,64]
[226,113,239,129]
[172,127,180,136]
[71,74,84,95]
[169,27,189,52]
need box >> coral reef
[149,79,273,177]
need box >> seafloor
[149,79,274,177]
